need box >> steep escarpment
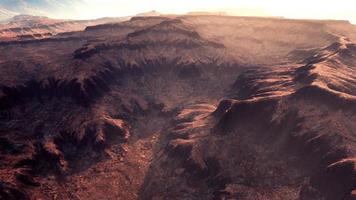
[0,65,122,109]
[73,18,231,65]
[84,16,169,32]
[1,15,356,200]
[0,16,240,200]
[138,36,356,200]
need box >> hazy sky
[1,0,356,23]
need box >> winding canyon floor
[0,15,356,200]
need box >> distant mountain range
[0,14,130,41]
[136,10,161,17]
[0,0,81,21]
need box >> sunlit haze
[1,0,356,23]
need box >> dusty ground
[0,15,356,200]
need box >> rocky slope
[0,15,356,200]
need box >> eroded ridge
[0,16,356,200]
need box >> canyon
[0,15,356,200]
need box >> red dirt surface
[0,15,356,200]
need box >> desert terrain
[0,14,356,200]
